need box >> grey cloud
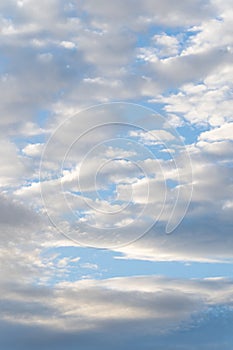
[116,210,233,262]
[0,276,233,349]
[0,42,89,131]
[0,194,38,227]
[0,194,51,284]
[0,0,222,133]
[143,48,232,91]
[79,0,216,27]
[0,2,232,348]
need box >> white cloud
[22,143,44,157]
[199,123,233,142]
[60,41,76,49]
[129,129,176,144]
[0,0,231,260]
[0,1,233,348]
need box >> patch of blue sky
[60,210,84,223]
[147,101,213,146]
[41,245,233,285]
[10,110,51,153]
[177,122,211,145]
[70,190,108,202]
[166,179,179,189]
[11,134,46,152]
[147,144,176,161]
[0,54,9,74]
[136,24,184,47]
[95,183,117,201]
[136,23,198,54]
[35,109,52,128]
[125,99,201,151]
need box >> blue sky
[0,0,233,349]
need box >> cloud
[22,143,44,157]
[78,0,216,28]
[0,194,39,228]
[0,1,233,348]
[0,0,231,259]
[0,0,222,130]
[0,276,233,349]
[199,123,233,142]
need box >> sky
[0,0,233,349]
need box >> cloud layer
[0,0,233,348]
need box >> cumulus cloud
[0,0,231,253]
[199,123,233,142]
[0,0,233,348]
